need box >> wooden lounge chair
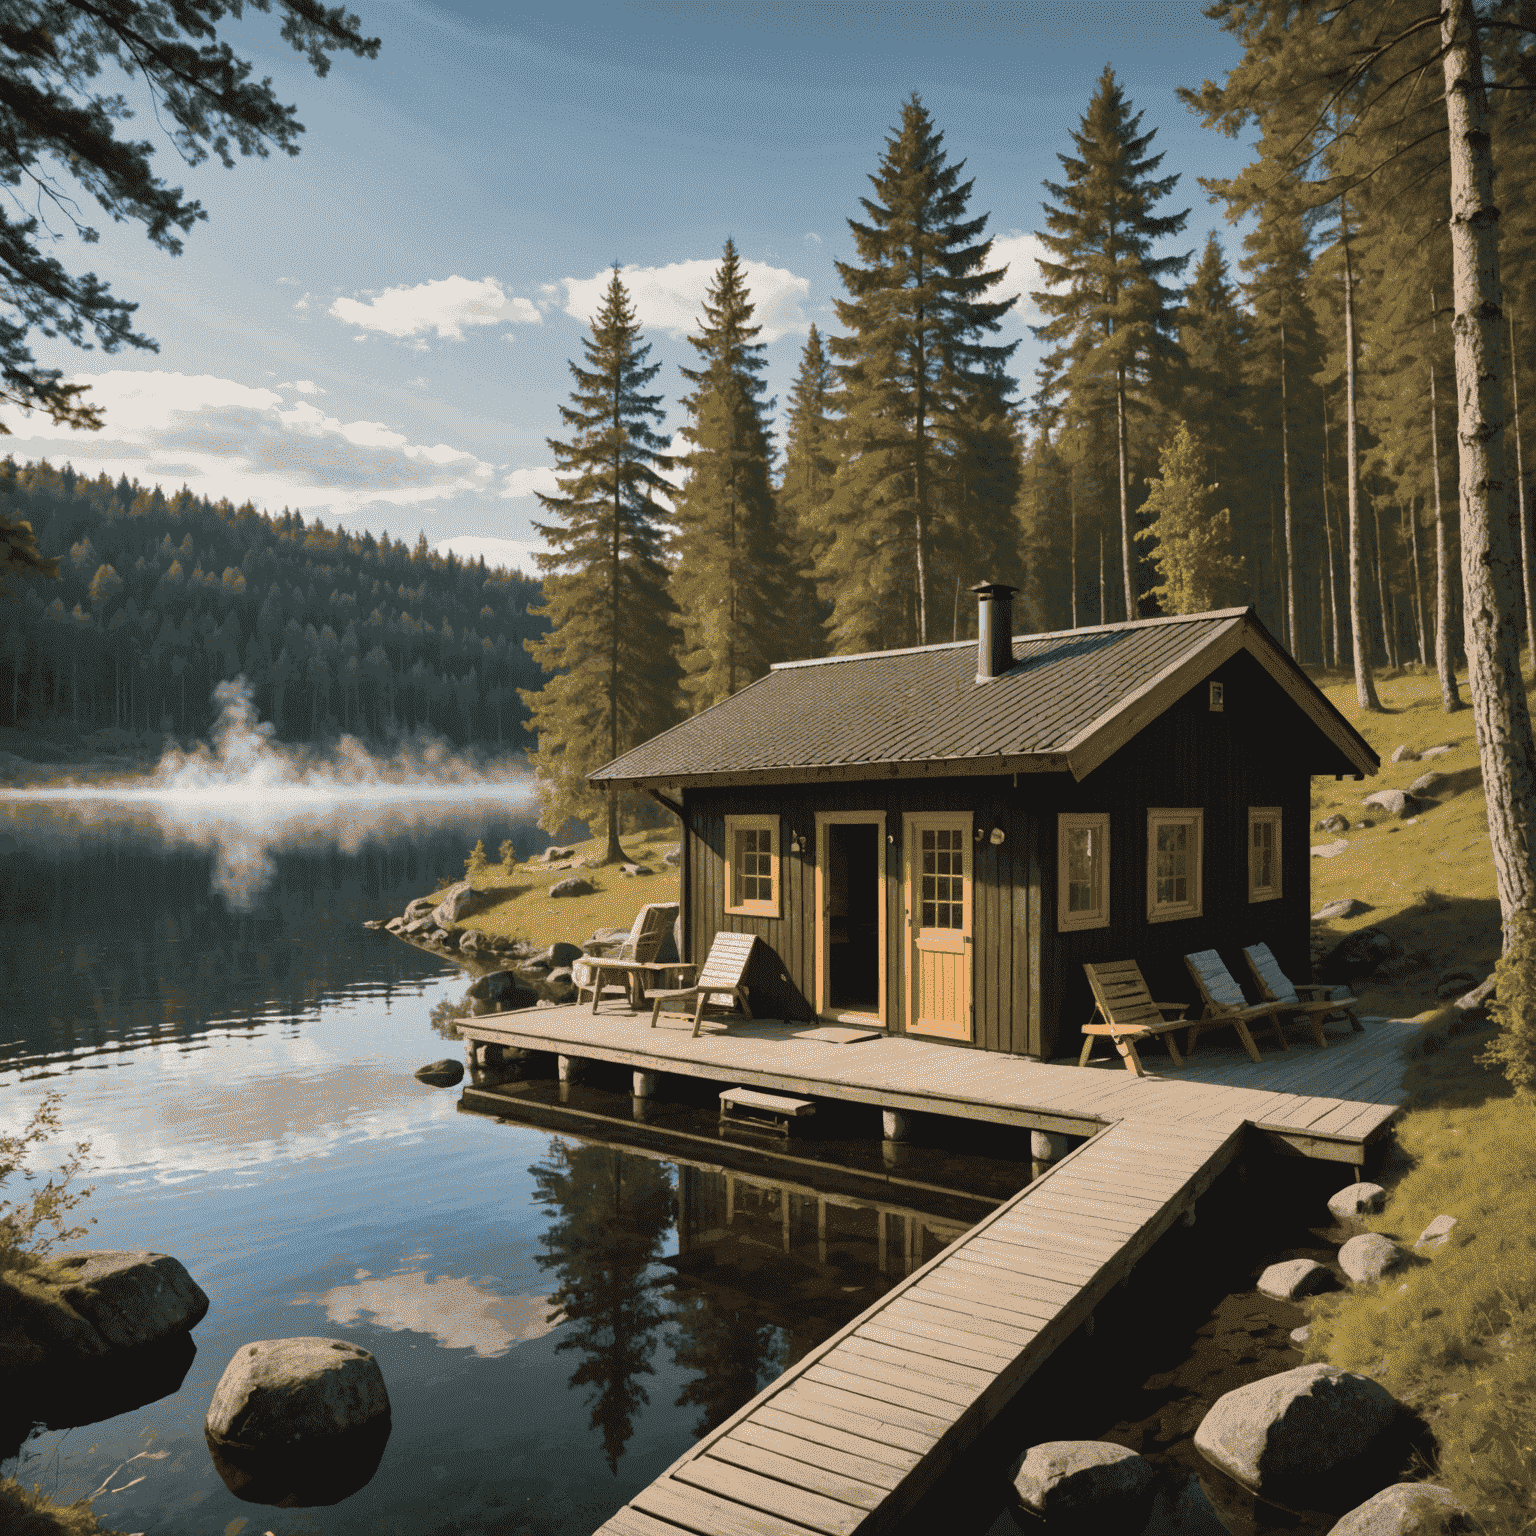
[1079,960,1191,1075]
[577,903,684,1013]
[1183,949,1294,1063]
[1243,942,1364,1044]
[648,930,757,1038]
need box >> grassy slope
[1305,665,1534,1535]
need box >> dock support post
[1181,1205,1197,1228]
[882,1139,908,1170]
[632,1071,656,1098]
[558,1054,585,1083]
[1031,1129,1071,1180]
[882,1109,910,1141]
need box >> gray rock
[1418,744,1453,759]
[1315,898,1372,921]
[22,1250,209,1356]
[1328,1183,1388,1222]
[458,928,488,954]
[1140,1473,1231,1536]
[661,845,681,867]
[1193,1363,1400,1500]
[466,971,540,1013]
[583,927,630,956]
[1362,789,1422,820]
[1339,1233,1408,1284]
[1328,1482,1475,1536]
[206,1337,390,1448]
[541,845,576,863]
[1389,744,1420,763]
[1258,1258,1338,1301]
[403,896,436,921]
[402,916,435,936]
[1290,1325,1312,1348]
[1312,839,1351,859]
[1414,1215,1458,1251]
[1011,1440,1157,1534]
[1320,928,1399,981]
[1317,813,1351,834]
[363,918,387,931]
[620,862,651,877]
[1407,771,1446,797]
[431,880,482,927]
[414,1058,464,1087]
[543,967,578,1003]
[1355,820,1376,830]
[534,940,584,969]
[385,916,405,933]
[1454,975,1496,1015]
[548,877,594,898]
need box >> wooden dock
[459,1003,1415,1535]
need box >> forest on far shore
[0,458,544,751]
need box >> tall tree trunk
[1280,322,1297,655]
[606,400,624,866]
[1406,499,1428,666]
[1430,296,1465,709]
[1116,369,1134,620]
[1098,527,1106,625]
[1372,500,1396,669]
[1511,313,1534,675]
[1323,396,1342,667]
[1342,210,1382,708]
[1442,0,1536,934]
[1069,461,1078,629]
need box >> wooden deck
[459,1003,1415,1536]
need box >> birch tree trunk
[1323,396,1342,667]
[1429,296,1465,709]
[1511,314,1534,675]
[1442,0,1536,934]
[1343,215,1382,709]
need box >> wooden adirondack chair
[1183,949,1293,1063]
[1079,960,1192,1075]
[577,903,684,1013]
[1243,942,1363,1045]
[647,930,757,1037]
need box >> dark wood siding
[680,650,1322,1062]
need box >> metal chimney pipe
[972,581,1019,682]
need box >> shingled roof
[590,606,1378,789]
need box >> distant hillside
[0,458,545,748]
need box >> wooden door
[905,813,972,1041]
[814,811,887,1026]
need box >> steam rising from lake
[0,677,532,907]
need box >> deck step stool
[719,1086,816,1137]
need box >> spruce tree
[779,325,838,598]
[824,94,1019,650]
[671,241,795,705]
[522,268,681,861]
[1136,422,1245,613]
[1033,66,1190,622]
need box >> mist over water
[0,677,533,907]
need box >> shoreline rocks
[1010,1440,1156,1534]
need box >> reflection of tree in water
[428,992,472,1039]
[531,1142,675,1473]
[669,1295,786,1438]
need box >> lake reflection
[0,801,1027,1535]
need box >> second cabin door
[905,813,973,1042]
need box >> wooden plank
[857,1317,1017,1373]
[926,1261,1068,1322]
[805,1361,969,1421]
[754,1405,923,1474]
[632,1476,817,1536]
[884,1291,1040,1344]
[674,1457,864,1536]
[729,1421,906,1495]
[841,1332,995,1393]
[596,1505,703,1536]
[906,1277,1054,1335]
[775,1380,943,1450]
[941,1244,1092,1294]
[707,1437,887,1512]
[814,1345,979,1407]
[1016,1190,1149,1233]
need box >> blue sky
[0,0,1256,576]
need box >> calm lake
[0,785,1032,1536]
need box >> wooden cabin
[590,586,1378,1062]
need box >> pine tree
[522,268,681,861]
[823,94,1019,650]
[671,242,796,706]
[779,325,838,602]
[1135,422,1245,614]
[1033,66,1190,622]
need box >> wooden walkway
[458,1004,1415,1536]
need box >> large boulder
[1388,744,1420,763]
[1328,1483,1475,1536]
[1407,771,1446,798]
[1329,1183,1388,1222]
[548,877,594,898]
[1339,1234,1407,1285]
[431,880,482,927]
[1418,744,1452,760]
[466,971,539,1013]
[414,1058,464,1088]
[206,1337,389,1448]
[13,1250,209,1357]
[402,916,435,936]
[533,940,584,969]
[1258,1259,1338,1301]
[542,967,577,1003]
[1319,928,1399,983]
[541,845,576,863]
[1313,839,1351,859]
[1316,814,1351,834]
[1315,898,1372,921]
[403,896,436,921]
[1194,1363,1401,1504]
[1415,1216,1457,1251]
[1362,789,1422,821]
[1010,1440,1157,1534]
[1140,1474,1231,1536]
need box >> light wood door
[905,813,972,1041]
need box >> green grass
[420,826,680,953]
[1302,664,1536,1535]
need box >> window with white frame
[1249,807,1282,901]
[1058,813,1110,931]
[724,815,780,917]
[1147,808,1203,922]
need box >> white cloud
[435,535,544,572]
[330,276,542,341]
[0,369,499,521]
[559,257,810,342]
[406,376,428,388]
[501,465,559,500]
[279,379,326,395]
[803,232,823,245]
[989,230,1050,326]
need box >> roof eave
[592,751,1074,791]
